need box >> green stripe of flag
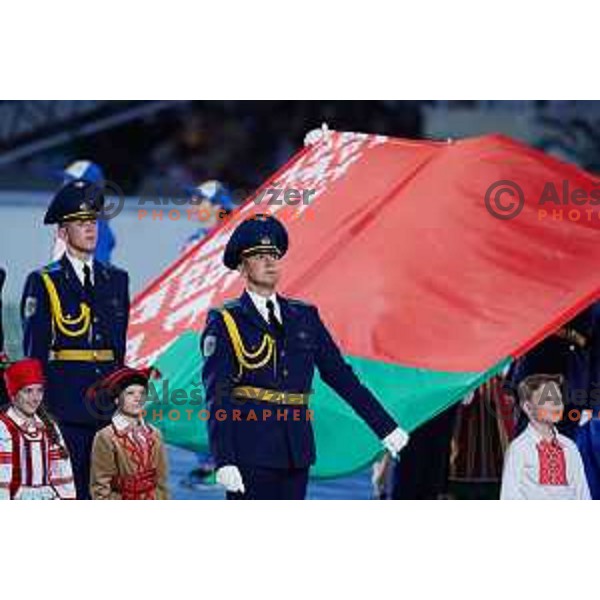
[147,331,512,479]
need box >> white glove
[382,427,409,459]
[371,455,390,498]
[461,391,475,406]
[304,122,331,146]
[216,465,245,494]
[579,409,593,427]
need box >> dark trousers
[61,423,97,500]
[0,380,8,410]
[392,405,458,500]
[226,465,309,500]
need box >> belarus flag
[126,130,600,478]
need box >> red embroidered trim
[537,438,568,486]
[41,433,48,484]
[111,469,158,500]
[24,438,33,487]
[0,413,22,498]
[111,423,158,500]
[50,476,74,485]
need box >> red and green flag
[127,131,600,478]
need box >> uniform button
[281,350,286,357]
[95,334,102,341]
[93,317,99,324]
[283,369,289,376]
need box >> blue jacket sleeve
[201,309,238,468]
[312,306,398,439]
[21,271,52,364]
[115,270,130,365]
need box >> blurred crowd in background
[0,100,600,200]
[6,101,421,196]
[5,100,600,201]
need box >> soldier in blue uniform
[20,180,130,499]
[201,214,410,499]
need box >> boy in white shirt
[501,373,590,500]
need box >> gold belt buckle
[232,386,308,406]
[50,349,114,362]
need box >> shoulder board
[40,261,62,275]
[221,299,242,311]
[286,298,314,309]
[96,261,127,277]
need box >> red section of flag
[127,131,600,373]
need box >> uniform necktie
[266,299,283,337]
[83,264,94,299]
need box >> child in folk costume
[0,358,75,500]
[89,367,169,500]
[501,374,590,500]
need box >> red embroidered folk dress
[0,407,75,500]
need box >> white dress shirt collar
[525,422,559,445]
[246,289,281,324]
[65,250,94,285]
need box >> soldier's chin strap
[41,272,91,338]
[220,309,275,377]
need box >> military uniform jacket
[201,291,397,470]
[21,255,130,426]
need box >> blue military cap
[44,179,105,225]
[63,160,105,185]
[224,214,288,270]
[185,179,235,212]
